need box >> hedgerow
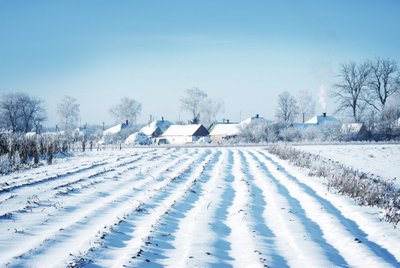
[268,142,400,227]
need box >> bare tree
[18,94,46,133]
[180,88,207,124]
[332,62,371,122]
[275,91,299,123]
[0,93,46,133]
[0,93,19,132]
[200,98,224,128]
[57,96,80,131]
[296,90,315,122]
[366,58,400,111]
[109,97,142,124]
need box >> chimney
[126,119,129,125]
[323,112,326,117]
[256,114,259,118]
[161,116,164,121]
[227,119,230,123]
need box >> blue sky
[1,0,399,127]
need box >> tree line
[273,58,400,141]
[1,57,399,140]
[332,58,400,138]
[0,94,143,133]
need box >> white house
[140,118,172,138]
[158,124,209,144]
[341,123,367,137]
[101,121,133,144]
[303,113,337,125]
[209,123,240,142]
[239,114,266,126]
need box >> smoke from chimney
[318,84,327,112]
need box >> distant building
[341,123,368,139]
[101,120,133,144]
[304,113,337,125]
[103,120,130,136]
[158,124,209,144]
[239,114,266,126]
[293,113,338,129]
[140,118,172,138]
[209,123,240,143]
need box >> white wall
[163,135,194,144]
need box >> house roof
[209,123,240,136]
[162,124,209,136]
[140,120,172,136]
[304,115,337,125]
[240,115,266,126]
[341,123,364,134]
[103,123,129,136]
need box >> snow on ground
[0,146,399,267]
[295,144,400,185]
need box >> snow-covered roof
[240,115,266,126]
[162,124,208,136]
[103,123,129,136]
[341,123,364,134]
[304,115,337,125]
[209,123,240,136]
[140,120,172,137]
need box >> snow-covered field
[0,147,399,267]
[295,144,400,185]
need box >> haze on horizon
[1,0,399,127]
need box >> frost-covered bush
[238,121,269,143]
[278,127,302,142]
[125,131,151,145]
[269,142,400,227]
[0,131,74,174]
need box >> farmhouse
[341,123,368,140]
[140,118,172,138]
[240,114,266,126]
[304,113,337,125]
[101,120,133,144]
[158,124,209,144]
[209,123,240,142]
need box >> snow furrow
[226,150,268,267]
[0,149,156,193]
[0,147,398,267]
[0,149,160,218]
[235,150,288,267]
[123,149,223,267]
[1,148,191,266]
[161,149,230,267]
[243,150,334,267]
[90,149,217,268]
[256,149,400,267]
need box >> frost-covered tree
[332,62,371,122]
[109,97,142,124]
[296,90,315,123]
[275,91,299,123]
[378,96,400,138]
[180,88,223,126]
[56,96,80,131]
[0,92,46,133]
[180,88,207,124]
[200,98,224,128]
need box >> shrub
[268,142,400,227]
